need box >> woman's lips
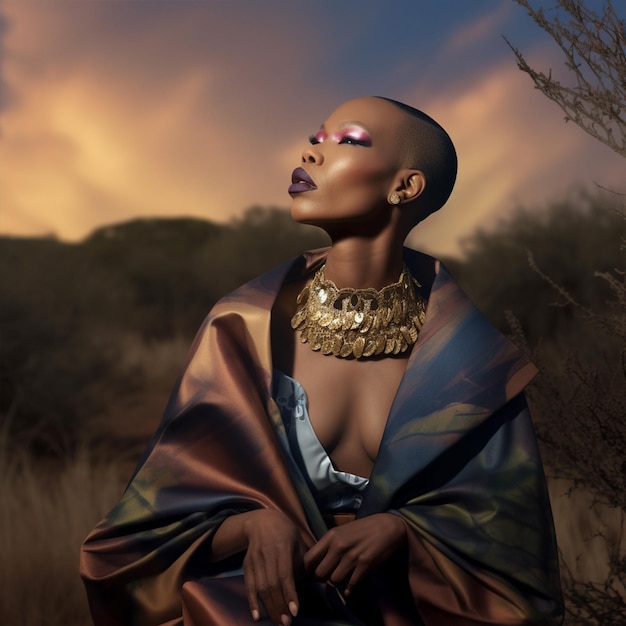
[289,167,317,194]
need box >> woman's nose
[301,144,323,164]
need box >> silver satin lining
[273,370,369,499]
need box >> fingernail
[288,601,298,617]
[251,609,259,621]
[281,614,291,626]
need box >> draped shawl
[80,247,563,626]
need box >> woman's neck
[322,232,406,290]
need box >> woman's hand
[241,509,308,625]
[303,513,407,595]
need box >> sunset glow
[1,0,623,257]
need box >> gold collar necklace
[290,264,427,359]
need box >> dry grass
[549,479,626,624]
[0,441,125,626]
[549,479,626,587]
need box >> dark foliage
[0,208,328,454]
[450,189,626,623]
[447,189,624,345]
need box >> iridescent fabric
[80,247,563,626]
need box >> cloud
[405,54,624,257]
[0,1,327,239]
[1,1,622,258]
[445,2,512,54]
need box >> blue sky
[0,0,622,256]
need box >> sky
[0,0,623,258]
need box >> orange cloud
[1,2,622,260]
[406,58,624,257]
[0,2,320,239]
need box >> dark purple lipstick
[289,167,317,194]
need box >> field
[0,442,124,626]
[1,206,624,623]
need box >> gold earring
[388,192,401,205]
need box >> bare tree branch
[505,0,626,157]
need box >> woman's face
[289,97,407,230]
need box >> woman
[80,97,563,626]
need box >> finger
[259,585,293,626]
[344,561,369,596]
[243,559,261,621]
[246,555,284,624]
[304,527,340,572]
[277,556,299,618]
[311,549,343,582]
[327,556,356,586]
[258,557,292,625]
[303,537,327,571]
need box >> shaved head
[375,97,457,219]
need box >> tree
[506,0,626,157]
[505,1,626,623]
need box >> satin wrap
[80,247,563,626]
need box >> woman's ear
[391,169,426,203]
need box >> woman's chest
[290,344,409,475]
